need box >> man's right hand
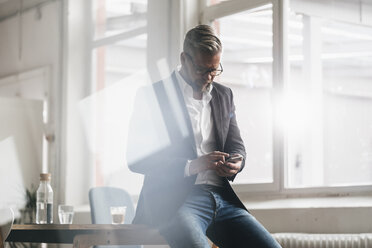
[189,151,229,175]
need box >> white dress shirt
[175,70,224,187]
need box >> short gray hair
[183,24,222,57]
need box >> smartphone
[226,154,243,163]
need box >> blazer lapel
[210,85,224,151]
[171,72,198,156]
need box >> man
[127,25,281,248]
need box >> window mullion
[202,0,272,23]
[273,0,289,192]
[92,26,147,49]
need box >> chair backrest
[89,187,140,248]
[0,208,14,248]
[89,187,136,225]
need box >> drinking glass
[110,206,126,224]
[58,205,74,224]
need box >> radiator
[272,233,372,248]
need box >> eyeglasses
[185,52,223,77]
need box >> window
[286,12,372,188]
[93,0,146,40]
[87,0,149,195]
[202,0,372,193]
[212,4,274,184]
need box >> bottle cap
[40,173,51,181]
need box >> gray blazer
[127,72,247,227]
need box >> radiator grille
[273,233,372,248]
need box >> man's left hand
[214,158,242,177]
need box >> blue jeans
[160,185,281,248]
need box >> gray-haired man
[127,25,281,248]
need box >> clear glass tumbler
[110,206,126,224]
[58,205,74,224]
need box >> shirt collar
[175,69,213,103]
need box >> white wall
[0,0,96,215]
[0,98,43,213]
[0,3,60,75]
[251,206,372,233]
[0,1,62,224]
[0,0,62,210]
[239,193,372,233]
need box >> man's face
[181,51,221,93]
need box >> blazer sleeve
[224,88,246,181]
[126,85,191,181]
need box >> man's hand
[189,151,229,175]
[215,154,243,177]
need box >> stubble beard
[204,82,212,92]
[193,80,212,93]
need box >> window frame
[89,0,148,188]
[201,0,372,196]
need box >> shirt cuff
[184,160,192,177]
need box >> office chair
[89,186,140,248]
[0,208,14,248]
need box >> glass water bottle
[36,173,53,224]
